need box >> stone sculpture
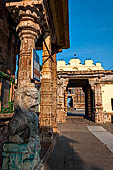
[2,87,41,170]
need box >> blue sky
[56,0,113,70]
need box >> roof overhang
[49,0,70,49]
[5,0,70,51]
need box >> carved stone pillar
[40,34,53,141]
[3,3,42,170]
[51,53,57,132]
[0,81,1,112]
[57,78,64,123]
[90,85,95,121]
[95,82,103,123]
[56,78,68,123]
[89,79,96,121]
[16,12,40,88]
[12,7,41,117]
[64,90,68,115]
[85,85,92,119]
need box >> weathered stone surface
[0,125,8,170]
[9,87,40,145]
[2,86,41,170]
[2,143,40,170]
[0,2,16,75]
[40,34,53,141]
[2,4,41,169]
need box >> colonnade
[6,1,58,142]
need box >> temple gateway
[57,58,113,123]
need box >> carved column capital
[6,0,50,37]
[16,9,41,40]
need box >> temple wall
[0,2,16,75]
[101,84,113,123]
[0,3,16,169]
[102,84,113,113]
[57,59,104,71]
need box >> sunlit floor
[45,118,113,170]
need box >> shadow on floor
[45,134,104,170]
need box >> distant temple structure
[57,58,104,110]
[57,58,113,124]
[57,58,104,71]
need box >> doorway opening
[66,79,95,121]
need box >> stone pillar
[64,90,68,114]
[40,33,53,141]
[56,78,68,123]
[87,85,92,118]
[51,53,57,132]
[14,6,41,111]
[95,82,103,123]
[0,81,1,112]
[85,85,92,119]
[57,78,64,123]
[90,85,95,121]
[2,5,41,170]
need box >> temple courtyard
[45,117,113,170]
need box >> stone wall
[0,124,8,170]
[0,2,16,169]
[0,1,16,75]
[101,84,113,123]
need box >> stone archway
[56,72,106,124]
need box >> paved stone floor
[88,126,113,153]
[45,118,113,170]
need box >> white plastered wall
[101,84,113,113]
[57,59,104,71]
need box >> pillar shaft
[0,81,1,112]
[40,34,53,132]
[56,78,68,123]
[51,54,57,132]
[64,90,68,114]
[95,83,103,123]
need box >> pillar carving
[57,78,68,123]
[3,3,42,169]
[89,79,96,121]
[0,81,1,112]
[87,85,92,118]
[40,33,53,141]
[57,78,64,123]
[64,90,68,114]
[12,6,41,114]
[95,81,103,123]
[16,10,40,88]
[51,53,57,132]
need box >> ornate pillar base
[40,127,53,143]
[2,142,40,170]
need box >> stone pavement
[45,118,113,170]
[88,126,113,153]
